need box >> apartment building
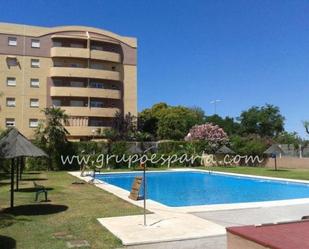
[0,22,137,140]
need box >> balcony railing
[51,47,121,63]
[90,50,121,63]
[65,126,108,136]
[51,47,89,58]
[60,106,120,117]
[50,86,121,99]
[50,67,121,81]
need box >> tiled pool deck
[69,169,309,248]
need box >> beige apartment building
[0,22,137,140]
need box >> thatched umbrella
[216,145,236,155]
[0,128,48,208]
[264,144,284,171]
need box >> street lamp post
[210,99,221,115]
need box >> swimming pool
[96,171,309,207]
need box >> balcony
[90,50,121,63]
[51,47,89,59]
[65,126,108,137]
[50,86,121,99]
[61,106,120,117]
[50,67,121,81]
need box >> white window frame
[29,119,39,128]
[5,118,15,127]
[30,78,40,88]
[31,59,40,68]
[6,98,16,107]
[7,77,16,86]
[30,98,39,108]
[31,39,40,48]
[8,37,17,46]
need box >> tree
[185,123,229,148]
[205,114,240,135]
[34,107,69,170]
[238,104,285,137]
[275,131,302,147]
[103,111,138,141]
[230,134,270,157]
[304,121,309,135]
[139,103,205,140]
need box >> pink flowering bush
[185,123,229,146]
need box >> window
[31,39,40,48]
[54,61,63,67]
[29,119,39,128]
[53,41,62,47]
[70,81,84,87]
[90,82,104,89]
[90,100,104,108]
[30,99,39,108]
[91,45,103,51]
[30,78,40,87]
[31,59,40,68]
[52,99,61,107]
[7,77,16,86]
[90,63,104,69]
[8,37,17,46]
[70,43,84,48]
[7,57,18,67]
[69,63,82,68]
[6,98,16,107]
[5,118,15,127]
[70,100,84,107]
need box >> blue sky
[1,0,309,137]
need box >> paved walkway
[122,203,309,249]
[69,172,309,249]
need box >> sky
[1,0,309,137]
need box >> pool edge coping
[68,169,309,213]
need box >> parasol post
[10,158,15,208]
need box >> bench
[33,181,48,202]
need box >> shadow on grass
[267,169,290,172]
[0,235,16,249]
[2,204,68,216]
[16,187,54,192]
[21,178,48,181]
[0,214,15,228]
[23,172,41,175]
[0,182,10,187]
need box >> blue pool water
[96,171,309,207]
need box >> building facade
[0,23,137,140]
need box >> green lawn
[0,171,144,249]
[1,166,309,249]
[199,166,309,181]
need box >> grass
[1,166,309,249]
[0,171,145,249]
[198,166,309,181]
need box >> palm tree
[35,107,69,170]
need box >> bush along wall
[25,138,270,171]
